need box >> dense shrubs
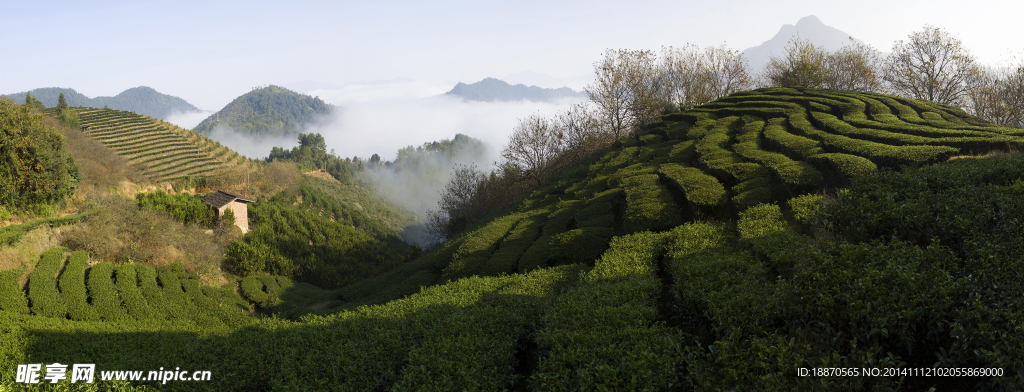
[807,152,877,184]
[0,268,29,314]
[442,213,523,280]
[659,163,727,215]
[533,231,684,390]
[27,247,67,318]
[240,275,296,310]
[114,264,155,320]
[227,188,416,289]
[0,98,79,210]
[482,210,548,276]
[136,265,171,320]
[88,262,130,322]
[518,201,585,272]
[621,174,683,233]
[59,251,98,321]
[135,191,217,227]
[549,227,614,265]
[0,214,83,246]
[60,194,226,277]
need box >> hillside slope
[193,85,333,138]
[43,107,247,182]
[3,88,1022,390]
[4,86,198,119]
[435,87,1020,281]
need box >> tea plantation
[43,107,246,182]
[4,88,1023,390]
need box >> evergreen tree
[24,93,44,111]
[57,92,68,111]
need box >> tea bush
[27,247,67,318]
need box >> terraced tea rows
[436,87,1024,280]
[44,107,247,181]
[0,247,253,330]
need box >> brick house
[201,191,255,233]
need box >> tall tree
[24,92,44,111]
[586,49,631,138]
[883,26,979,106]
[57,92,68,111]
[501,114,563,187]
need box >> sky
[2,0,1022,161]
[4,0,1022,110]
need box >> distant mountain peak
[795,15,824,28]
[741,15,864,75]
[445,78,583,103]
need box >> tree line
[424,25,1024,244]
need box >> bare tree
[825,39,885,92]
[661,44,706,110]
[969,64,1024,128]
[702,44,754,101]
[883,26,979,106]
[425,163,485,243]
[556,102,613,163]
[587,49,631,138]
[762,36,829,88]
[502,114,563,187]
[619,49,669,129]
[662,44,752,110]
[1001,65,1024,128]
[586,49,668,138]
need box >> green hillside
[193,85,333,138]
[4,86,199,119]
[434,87,1021,280]
[3,88,1022,390]
[43,107,247,182]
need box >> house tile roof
[201,191,254,208]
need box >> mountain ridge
[445,77,584,102]
[2,86,199,119]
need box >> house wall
[217,201,250,233]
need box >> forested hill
[193,85,334,138]
[2,86,198,119]
[445,77,584,102]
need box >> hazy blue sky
[3,0,1021,111]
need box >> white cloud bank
[164,109,214,130]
